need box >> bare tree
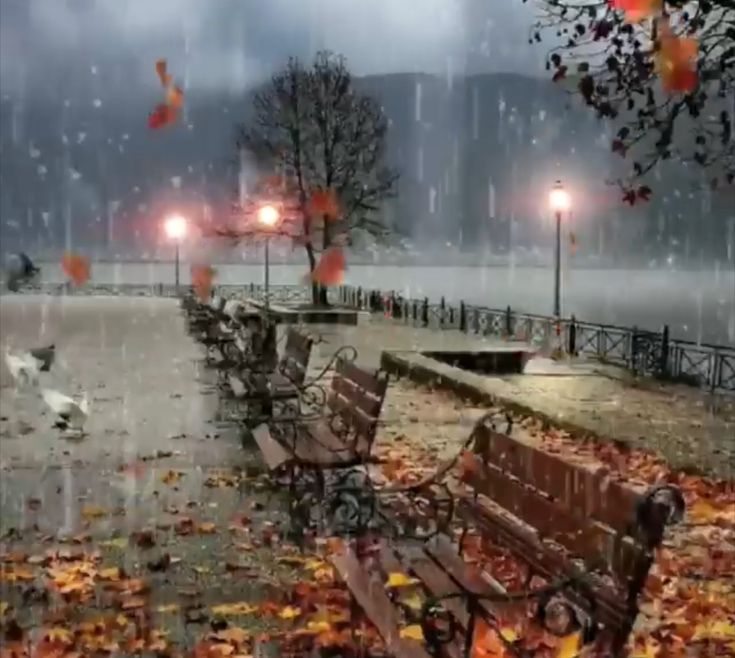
[234,51,398,305]
[528,0,734,202]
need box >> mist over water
[24,261,735,346]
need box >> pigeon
[29,344,55,372]
[4,348,41,389]
[41,389,90,433]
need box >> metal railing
[6,281,732,393]
[336,285,735,394]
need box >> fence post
[505,306,512,338]
[422,298,429,327]
[412,300,418,323]
[390,292,397,318]
[568,315,577,356]
[249,282,255,297]
[357,287,363,310]
[440,297,446,328]
[660,324,670,376]
[459,301,467,332]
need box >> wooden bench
[252,357,389,471]
[330,417,684,658]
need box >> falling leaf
[191,264,216,302]
[210,602,259,617]
[166,85,184,110]
[308,188,341,220]
[157,603,180,614]
[62,252,91,287]
[656,19,698,94]
[155,59,172,87]
[385,572,420,588]
[399,625,424,641]
[610,0,662,23]
[278,605,302,620]
[309,247,346,286]
[148,103,179,130]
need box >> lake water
[30,262,735,345]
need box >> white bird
[4,347,41,389]
[41,388,90,433]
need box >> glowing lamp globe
[164,215,188,240]
[258,204,280,227]
[549,182,571,213]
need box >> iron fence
[337,285,735,394]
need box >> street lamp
[257,204,280,309]
[164,214,187,292]
[549,180,571,318]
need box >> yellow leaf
[306,620,332,633]
[162,469,183,485]
[98,567,122,581]
[82,505,107,519]
[499,627,519,643]
[277,556,307,566]
[99,537,128,550]
[279,605,302,620]
[193,565,211,575]
[692,619,735,641]
[313,567,334,583]
[399,624,424,641]
[211,602,259,617]
[630,639,660,658]
[197,522,217,535]
[555,631,581,657]
[44,627,74,645]
[212,627,250,644]
[156,604,180,614]
[386,572,420,588]
[398,592,423,612]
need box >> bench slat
[331,550,434,658]
[474,426,642,538]
[335,358,389,397]
[462,454,646,586]
[331,376,384,418]
[326,391,379,444]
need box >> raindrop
[171,176,182,189]
[122,133,130,141]
[91,65,98,75]
[93,99,102,108]
[429,187,437,214]
[415,81,422,122]
[61,134,69,145]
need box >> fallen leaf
[162,470,183,486]
[399,624,424,641]
[386,572,420,588]
[197,522,217,535]
[99,537,128,550]
[157,603,180,614]
[210,602,259,617]
[555,631,581,657]
[98,567,122,582]
[120,595,146,610]
[278,605,301,620]
[397,591,423,612]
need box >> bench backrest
[279,329,313,386]
[326,358,388,450]
[461,421,675,645]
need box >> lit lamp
[164,214,187,293]
[549,181,571,318]
[257,204,280,309]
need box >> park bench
[330,417,684,658]
[221,328,313,419]
[251,357,389,530]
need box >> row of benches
[180,292,684,658]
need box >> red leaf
[637,185,652,201]
[309,247,346,286]
[166,85,184,110]
[308,188,341,220]
[622,190,637,206]
[611,139,627,157]
[148,103,179,130]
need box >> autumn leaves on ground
[1,371,733,658]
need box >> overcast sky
[1,0,542,97]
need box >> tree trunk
[305,240,319,306]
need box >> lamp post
[164,214,187,293]
[549,180,571,318]
[257,204,280,310]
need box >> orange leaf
[610,0,662,23]
[308,188,341,221]
[155,59,172,88]
[310,247,346,286]
[166,85,184,110]
[657,20,698,93]
[148,102,179,130]
[191,265,216,302]
[61,252,90,287]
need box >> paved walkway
[307,316,735,480]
